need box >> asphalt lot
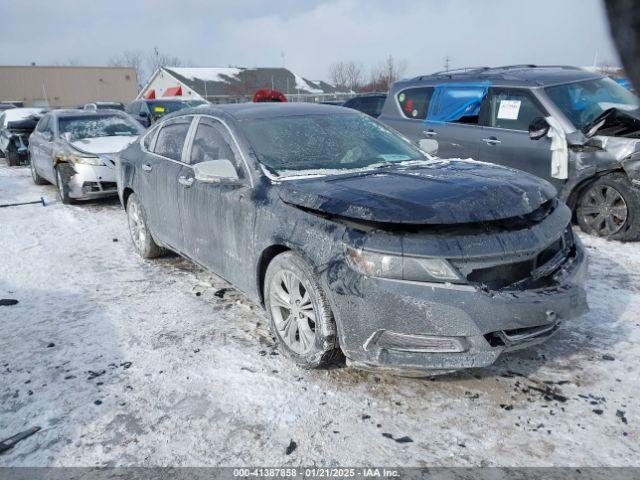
[0,162,638,466]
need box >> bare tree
[344,61,363,92]
[145,47,183,78]
[329,61,349,90]
[365,55,408,92]
[108,47,188,86]
[108,50,145,86]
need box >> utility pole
[444,56,451,72]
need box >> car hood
[71,136,138,154]
[277,160,557,225]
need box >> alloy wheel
[579,184,628,236]
[269,270,317,354]
[128,200,147,252]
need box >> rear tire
[7,143,20,167]
[264,251,343,369]
[576,172,640,241]
[30,158,48,185]
[126,193,163,259]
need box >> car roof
[396,65,605,88]
[348,93,387,98]
[143,98,188,103]
[50,109,129,118]
[171,102,355,121]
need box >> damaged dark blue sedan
[116,103,588,375]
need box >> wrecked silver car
[379,66,640,241]
[116,103,588,375]
[29,110,144,203]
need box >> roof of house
[162,67,337,97]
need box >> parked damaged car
[0,107,45,166]
[29,110,144,203]
[379,65,640,241]
[116,103,588,375]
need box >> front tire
[264,251,343,369]
[55,164,73,204]
[576,172,640,241]
[126,193,163,259]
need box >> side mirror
[139,111,149,118]
[61,132,72,142]
[529,117,550,140]
[419,138,439,155]
[194,159,241,185]
[44,132,54,142]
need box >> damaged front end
[283,168,590,375]
[55,146,118,200]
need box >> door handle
[422,130,437,137]
[482,137,501,145]
[178,176,194,187]
[141,163,152,172]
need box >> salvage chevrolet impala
[116,103,588,375]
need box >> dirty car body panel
[117,103,588,374]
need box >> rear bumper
[328,239,588,375]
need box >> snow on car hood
[277,159,557,225]
[71,136,138,154]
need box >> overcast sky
[0,0,619,81]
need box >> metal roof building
[0,65,139,108]
[138,67,344,103]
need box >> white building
[138,67,345,104]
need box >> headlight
[58,152,104,167]
[344,246,463,283]
[67,153,104,166]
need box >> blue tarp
[615,77,632,91]
[425,81,491,124]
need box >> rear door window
[484,88,547,131]
[153,118,192,161]
[397,87,433,120]
[426,84,489,125]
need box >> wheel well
[257,245,290,305]
[567,169,625,211]
[123,187,134,209]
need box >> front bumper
[61,163,118,200]
[327,238,588,375]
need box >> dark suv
[342,94,387,118]
[125,99,193,128]
[379,65,640,241]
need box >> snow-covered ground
[0,163,638,467]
